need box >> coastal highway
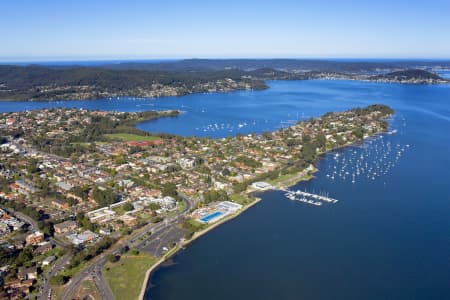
[60,255,113,300]
[132,193,196,255]
[135,223,186,256]
[60,195,194,300]
[91,263,115,300]
[8,208,73,300]
[37,254,70,300]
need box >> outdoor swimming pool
[200,211,224,223]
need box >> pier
[293,190,338,204]
[280,188,338,206]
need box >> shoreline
[138,196,262,300]
[137,130,390,300]
[1,77,448,103]
[138,164,320,300]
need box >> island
[0,103,393,299]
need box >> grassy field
[103,253,158,300]
[77,279,101,300]
[266,170,315,187]
[230,193,254,205]
[104,133,161,142]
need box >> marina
[282,189,338,206]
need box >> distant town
[0,59,449,101]
[0,104,393,299]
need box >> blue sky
[1,0,450,61]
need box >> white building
[177,157,196,169]
[42,255,56,266]
[251,181,273,190]
[86,207,116,223]
[66,230,98,245]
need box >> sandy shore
[138,197,262,300]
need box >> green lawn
[78,279,101,300]
[103,253,158,300]
[266,171,313,186]
[111,205,128,216]
[230,193,254,205]
[104,133,161,142]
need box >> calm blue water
[1,80,450,299]
[142,81,449,300]
[437,70,450,79]
[3,80,449,138]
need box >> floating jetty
[282,188,338,206]
[293,190,338,204]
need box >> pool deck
[199,211,224,223]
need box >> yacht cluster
[324,134,410,183]
[195,121,259,133]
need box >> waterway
[1,80,449,299]
[145,81,450,300]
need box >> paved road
[136,224,185,256]
[8,208,39,230]
[61,253,116,300]
[132,193,196,255]
[7,208,73,300]
[38,254,70,300]
[91,262,115,300]
[61,195,194,300]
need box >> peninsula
[0,103,393,299]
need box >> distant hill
[370,69,444,81]
[0,65,267,100]
[0,63,448,101]
[98,59,450,73]
[100,59,392,72]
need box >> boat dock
[293,190,338,204]
[281,188,338,206]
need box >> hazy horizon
[2,57,450,65]
[2,0,450,61]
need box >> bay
[143,81,450,300]
[1,80,449,299]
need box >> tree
[301,142,317,163]
[162,183,178,198]
[353,128,364,139]
[203,189,229,204]
[0,136,8,144]
[149,203,161,211]
[50,274,69,285]
[129,249,140,255]
[76,213,97,232]
[16,246,33,266]
[123,202,134,211]
[39,221,54,237]
[92,187,118,207]
[316,133,327,149]
[114,155,126,165]
[106,254,120,263]
[221,168,231,176]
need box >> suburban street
[38,254,70,300]
[60,195,194,299]
[91,260,115,300]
